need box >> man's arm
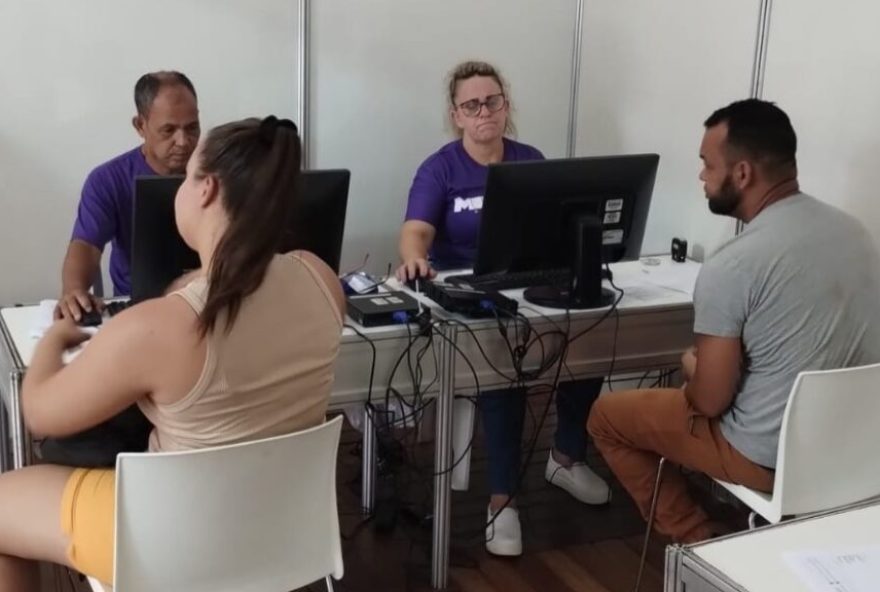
[683,333,742,418]
[56,240,103,320]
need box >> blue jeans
[478,378,603,495]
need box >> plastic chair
[714,363,880,524]
[88,415,344,592]
[635,363,880,592]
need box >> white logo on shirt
[453,195,484,213]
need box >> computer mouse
[76,309,104,327]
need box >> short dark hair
[704,98,797,174]
[133,71,197,118]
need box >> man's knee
[587,392,615,438]
[587,389,649,439]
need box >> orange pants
[587,388,774,543]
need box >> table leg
[432,323,458,589]
[361,405,377,515]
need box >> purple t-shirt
[71,146,156,295]
[404,138,544,269]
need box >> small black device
[671,237,688,262]
[346,291,421,327]
[76,309,104,327]
[131,170,351,303]
[445,154,658,310]
[105,300,131,317]
[422,280,518,318]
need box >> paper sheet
[637,259,701,296]
[784,546,880,592]
[29,299,58,338]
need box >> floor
[323,388,744,592]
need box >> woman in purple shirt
[396,61,610,556]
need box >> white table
[666,499,880,591]
[0,256,699,589]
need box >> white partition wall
[0,0,299,304]
[310,0,578,275]
[761,0,880,249]
[576,1,763,260]
[6,2,879,304]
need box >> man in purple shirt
[57,71,200,320]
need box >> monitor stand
[523,214,616,310]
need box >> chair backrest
[774,363,880,518]
[112,415,344,592]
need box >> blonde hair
[446,60,516,137]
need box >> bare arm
[57,240,102,320]
[683,333,742,418]
[24,299,202,437]
[396,220,437,281]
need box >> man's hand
[681,346,697,383]
[55,289,103,322]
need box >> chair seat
[715,479,779,523]
[87,575,111,591]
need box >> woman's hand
[43,317,92,350]
[395,257,436,282]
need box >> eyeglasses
[456,93,506,118]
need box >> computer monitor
[475,154,659,309]
[130,169,350,302]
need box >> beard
[707,174,742,216]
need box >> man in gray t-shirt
[696,192,880,468]
[588,99,880,544]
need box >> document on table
[30,299,58,338]
[784,546,880,592]
[637,259,701,296]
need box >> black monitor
[475,154,659,309]
[131,169,350,302]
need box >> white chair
[714,363,880,525]
[635,363,880,592]
[88,415,344,592]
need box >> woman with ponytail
[0,116,344,590]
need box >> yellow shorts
[60,468,115,585]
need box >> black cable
[603,262,624,390]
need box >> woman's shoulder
[418,140,463,170]
[277,252,345,322]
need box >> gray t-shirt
[694,193,880,468]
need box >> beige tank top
[138,252,343,452]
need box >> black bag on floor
[38,405,152,468]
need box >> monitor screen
[131,169,350,302]
[476,154,659,308]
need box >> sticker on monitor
[603,212,621,224]
[602,229,624,245]
[605,199,624,212]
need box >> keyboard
[445,269,571,292]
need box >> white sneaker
[545,452,612,505]
[485,505,523,556]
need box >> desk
[666,499,880,591]
[0,257,698,588]
[0,300,437,513]
[428,257,698,587]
